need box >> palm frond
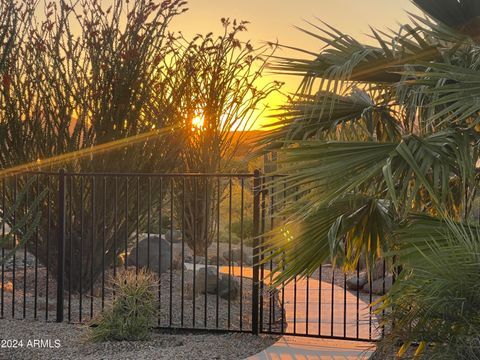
[261,88,402,147]
[399,62,480,127]
[274,140,397,209]
[262,195,394,285]
[413,0,480,39]
[378,215,480,358]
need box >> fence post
[252,169,261,335]
[56,169,66,323]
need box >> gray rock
[194,256,206,265]
[209,255,228,266]
[372,260,388,281]
[164,229,182,243]
[346,271,368,290]
[194,267,240,300]
[218,275,240,300]
[195,267,219,294]
[371,275,393,295]
[3,251,36,271]
[223,249,252,266]
[126,235,171,273]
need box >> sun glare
[191,115,205,131]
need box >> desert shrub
[231,218,254,242]
[90,270,157,342]
[0,0,188,292]
[170,20,281,255]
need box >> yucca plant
[260,0,480,355]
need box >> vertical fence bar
[23,175,28,319]
[113,177,118,282]
[227,178,232,329]
[239,178,244,331]
[192,178,197,328]
[1,178,5,318]
[158,178,163,326]
[259,177,266,333]
[135,177,139,275]
[169,179,174,327]
[102,177,106,310]
[204,179,208,328]
[318,265,322,336]
[68,176,72,322]
[34,177,39,319]
[79,176,84,322]
[215,177,220,329]
[90,176,95,318]
[0,179,4,318]
[56,169,66,323]
[181,178,185,327]
[251,170,261,335]
[12,176,17,319]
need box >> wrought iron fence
[0,170,387,341]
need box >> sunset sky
[171,0,422,128]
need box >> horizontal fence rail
[0,170,384,341]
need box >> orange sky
[171,0,422,129]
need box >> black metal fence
[0,170,387,341]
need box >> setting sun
[191,115,205,130]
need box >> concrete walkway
[248,336,374,359]
[223,266,376,359]
[246,274,376,359]
[245,271,376,359]
[186,264,376,359]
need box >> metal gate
[0,170,383,341]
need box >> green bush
[89,270,157,342]
[231,218,254,242]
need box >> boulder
[372,260,388,281]
[346,271,368,290]
[194,267,240,300]
[218,275,240,300]
[126,235,171,273]
[209,255,228,266]
[195,267,219,294]
[223,248,252,266]
[194,256,206,265]
[371,275,394,295]
[164,229,182,243]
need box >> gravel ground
[0,266,284,331]
[0,318,280,360]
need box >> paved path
[221,267,376,359]
[187,264,376,359]
[248,336,374,359]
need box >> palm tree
[261,0,480,284]
[262,0,480,356]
